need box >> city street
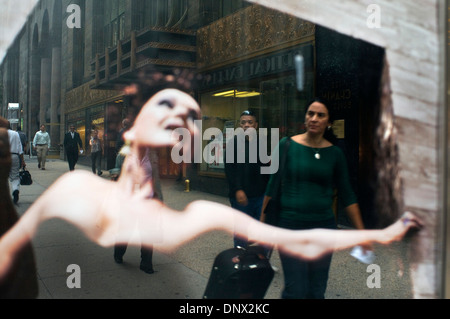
[12,156,414,299]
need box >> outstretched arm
[165,201,421,260]
[0,170,422,280]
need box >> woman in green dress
[262,98,367,299]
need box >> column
[51,47,61,147]
[39,58,51,129]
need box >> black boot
[140,245,154,274]
[139,265,154,274]
[114,244,126,264]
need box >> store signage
[200,45,313,90]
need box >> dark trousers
[66,149,79,171]
[278,217,337,299]
[91,151,102,174]
[114,244,154,270]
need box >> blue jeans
[278,217,337,299]
[230,195,264,249]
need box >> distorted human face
[239,115,258,132]
[305,102,331,136]
[70,126,75,132]
[124,89,201,148]
[40,125,46,132]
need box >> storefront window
[200,86,261,174]
[198,31,315,176]
[259,75,314,138]
[199,72,314,176]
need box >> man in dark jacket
[64,125,83,171]
[224,110,269,248]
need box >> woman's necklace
[314,149,321,160]
[306,137,324,160]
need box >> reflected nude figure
[0,87,422,285]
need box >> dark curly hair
[124,67,199,111]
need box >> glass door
[259,75,313,141]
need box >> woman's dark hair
[306,97,338,145]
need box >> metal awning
[0,0,38,63]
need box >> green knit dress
[265,137,357,222]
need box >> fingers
[400,211,424,229]
[381,211,423,244]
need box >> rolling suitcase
[203,245,274,299]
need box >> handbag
[19,168,33,186]
[264,137,291,226]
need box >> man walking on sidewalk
[64,125,83,171]
[224,110,269,249]
[32,125,51,170]
[16,125,28,155]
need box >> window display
[199,73,314,176]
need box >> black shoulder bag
[264,137,291,226]
[19,168,33,186]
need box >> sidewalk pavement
[12,157,414,299]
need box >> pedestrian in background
[116,119,131,156]
[111,119,132,181]
[224,110,269,249]
[89,129,103,176]
[113,147,163,274]
[16,125,28,155]
[32,124,51,170]
[63,125,83,171]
